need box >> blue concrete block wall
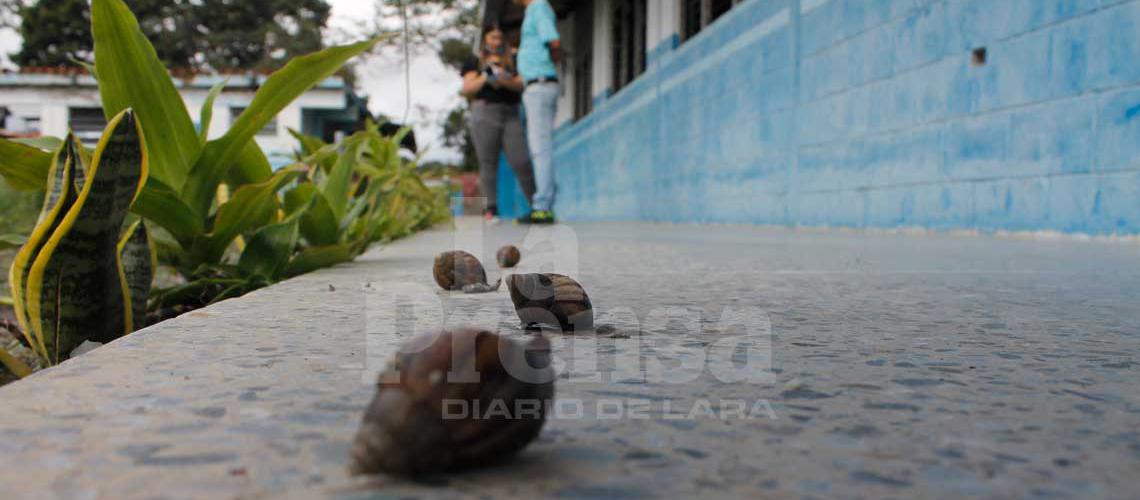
[552,0,1140,235]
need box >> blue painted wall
[552,0,1140,235]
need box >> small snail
[507,274,594,333]
[349,329,555,476]
[496,245,521,268]
[433,251,488,291]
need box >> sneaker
[483,207,501,225]
[517,210,556,225]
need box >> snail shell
[433,251,488,291]
[496,245,521,268]
[507,274,594,332]
[350,329,555,476]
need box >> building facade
[0,69,357,166]
[486,0,1140,235]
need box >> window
[69,108,108,143]
[231,107,278,137]
[611,0,647,93]
[572,1,595,120]
[683,0,737,41]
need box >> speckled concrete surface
[1,220,1138,499]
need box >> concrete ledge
[2,220,1138,498]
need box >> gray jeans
[469,101,536,210]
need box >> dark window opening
[611,0,647,93]
[231,107,278,137]
[683,0,738,42]
[69,107,108,144]
[572,2,595,121]
[972,47,988,66]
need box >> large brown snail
[349,329,555,476]
[433,251,500,293]
[507,274,594,333]
[496,245,521,268]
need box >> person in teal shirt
[514,0,561,224]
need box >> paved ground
[1,219,1138,499]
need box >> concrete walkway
[1,220,1138,499]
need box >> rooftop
[0,67,347,90]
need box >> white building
[0,68,358,166]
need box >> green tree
[12,0,331,70]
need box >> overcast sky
[0,0,462,162]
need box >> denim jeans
[522,82,559,211]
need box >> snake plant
[8,110,150,365]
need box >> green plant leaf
[226,141,273,187]
[92,0,199,191]
[289,128,335,172]
[198,80,227,143]
[131,177,203,245]
[118,220,154,333]
[13,136,64,152]
[0,234,27,250]
[284,244,355,279]
[25,110,147,364]
[300,190,339,247]
[238,221,299,280]
[193,166,304,267]
[283,182,317,216]
[323,140,362,221]
[0,138,52,192]
[184,37,383,216]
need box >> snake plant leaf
[131,177,204,246]
[238,220,300,280]
[0,346,32,379]
[0,138,52,192]
[9,135,82,354]
[0,235,27,251]
[24,109,148,364]
[92,0,199,191]
[198,80,227,143]
[118,220,154,334]
[284,244,356,279]
[185,37,384,217]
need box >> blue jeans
[522,82,559,211]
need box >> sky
[0,0,463,162]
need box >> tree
[358,0,479,53]
[12,0,331,71]
[442,105,477,172]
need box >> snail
[349,328,555,476]
[496,245,521,268]
[462,278,502,295]
[507,274,594,333]
[433,251,488,291]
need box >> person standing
[514,0,561,225]
[461,26,537,224]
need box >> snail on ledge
[349,329,555,476]
[507,274,594,333]
[496,245,521,268]
[433,251,498,293]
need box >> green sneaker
[517,210,556,225]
